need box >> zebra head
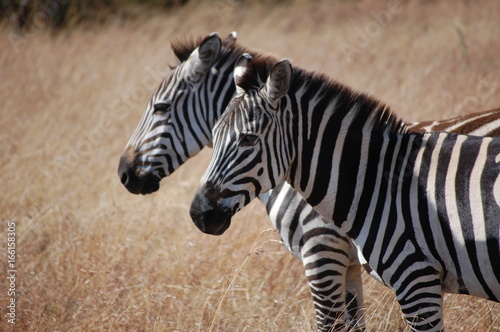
[190,54,293,235]
[118,32,239,195]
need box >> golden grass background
[1,0,500,330]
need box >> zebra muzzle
[118,152,160,195]
[189,184,233,235]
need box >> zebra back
[407,108,500,136]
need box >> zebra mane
[170,36,205,62]
[170,33,256,65]
[236,54,277,92]
[238,57,407,136]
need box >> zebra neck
[289,130,416,235]
[284,77,406,234]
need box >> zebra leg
[393,269,444,332]
[305,266,346,332]
[344,262,365,330]
[302,241,354,331]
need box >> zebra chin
[189,185,233,236]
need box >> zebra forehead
[219,96,267,129]
[150,71,180,104]
[160,68,177,88]
[217,95,242,124]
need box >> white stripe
[441,111,496,134]
[302,96,339,205]
[443,135,484,295]
[315,104,358,219]
[383,135,415,265]
[375,136,402,270]
[468,118,500,136]
[345,111,376,228]
[410,134,428,246]
[468,137,499,297]
[424,132,459,284]
[351,129,391,272]
[305,88,327,140]
[495,153,500,207]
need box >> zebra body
[118,32,500,331]
[190,54,500,331]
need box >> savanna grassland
[1,0,500,331]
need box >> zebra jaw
[189,182,233,235]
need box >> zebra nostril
[120,171,129,185]
[118,149,139,189]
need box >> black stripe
[361,135,397,260]
[298,87,322,192]
[481,139,500,297]
[309,93,354,208]
[332,106,366,223]
[455,136,497,299]
[348,130,384,237]
[189,91,209,149]
[416,134,448,277]
[431,134,465,287]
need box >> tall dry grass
[1,0,500,331]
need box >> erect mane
[239,56,407,136]
[297,71,407,135]
[170,36,205,62]
[170,33,254,65]
[237,55,279,92]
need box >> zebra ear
[266,59,292,105]
[187,32,222,81]
[234,53,252,94]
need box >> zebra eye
[238,133,259,147]
[153,103,171,116]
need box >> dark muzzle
[117,150,160,195]
[189,183,233,235]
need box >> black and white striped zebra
[118,32,500,331]
[189,53,500,331]
[118,32,367,331]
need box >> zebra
[118,32,367,331]
[189,53,500,331]
[118,32,500,331]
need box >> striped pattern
[118,33,500,331]
[190,54,500,331]
[407,108,500,136]
[118,33,366,331]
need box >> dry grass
[1,0,500,331]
